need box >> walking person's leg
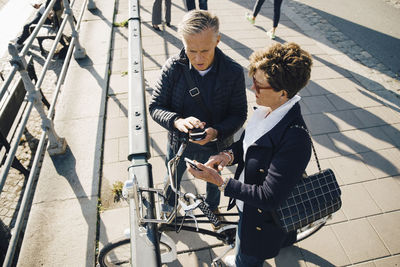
[152,0,162,31]
[198,0,208,10]
[186,0,195,11]
[16,12,42,45]
[165,0,171,26]
[246,0,265,24]
[268,0,283,39]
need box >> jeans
[253,0,283,28]
[186,0,207,10]
[164,141,220,211]
[235,210,265,267]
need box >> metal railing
[126,0,161,266]
[0,0,96,265]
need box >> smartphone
[184,157,202,171]
[189,128,206,141]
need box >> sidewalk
[17,0,400,266]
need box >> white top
[236,95,301,212]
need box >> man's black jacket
[149,47,247,151]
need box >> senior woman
[187,42,313,266]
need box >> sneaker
[224,255,236,267]
[267,30,276,40]
[245,12,255,24]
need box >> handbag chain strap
[290,125,322,173]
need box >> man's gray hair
[178,10,219,38]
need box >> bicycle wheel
[296,215,330,242]
[98,237,174,267]
[98,238,130,267]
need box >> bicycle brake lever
[180,200,199,231]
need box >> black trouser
[17,11,51,45]
[252,0,283,28]
[186,0,207,10]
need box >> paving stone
[368,211,400,255]
[103,138,119,164]
[373,254,400,266]
[362,148,400,178]
[311,66,348,80]
[104,116,128,139]
[355,127,395,151]
[150,131,169,157]
[169,249,212,267]
[325,110,366,131]
[328,154,375,185]
[305,80,328,96]
[352,261,376,267]
[340,183,382,220]
[328,130,373,155]
[118,137,129,161]
[109,73,129,95]
[303,113,340,135]
[18,198,98,267]
[364,178,400,213]
[332,218,390,264]
[302,95,337,114]
[311,134,341,159]
[298,225,351,266]
[353,108,396,128]
[99,207,130,250]
[380,123,400,147]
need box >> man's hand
[205,153,230,171]
[32,3,42,9]
[186,161,224,187]
[174,116,204,133]
[190,127,218,146]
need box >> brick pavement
[7,0,400,266]
[101,0,400,266]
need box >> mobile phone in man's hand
[189,128,206,141]
[184,157,202,171]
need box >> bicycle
[98,138,330,267]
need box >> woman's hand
[204,153,230,171]
[186,161,224,187]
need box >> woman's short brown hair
[249,42,313,98]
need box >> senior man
[149,10,247,217]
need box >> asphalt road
[295,0,400,77]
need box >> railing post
[8,44,67,155]
[63,0,87,59]
[127,0,161,266]
[87,0,96,10]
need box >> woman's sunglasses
[252,76,275,94]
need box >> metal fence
[0,0,96,265]
[126,0,161,266]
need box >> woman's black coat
[224,103,312,259]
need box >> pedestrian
[149,10,247,221]
[187,42,313,266]
[13,0,63,48]
[185,0,207,11]
[245,0,283,39]
[152,0,171,31]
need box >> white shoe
[224,255,236,267]
[267,30,276,40]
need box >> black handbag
[273,125,342,233]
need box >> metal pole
[63,0,86,59]
[8,44,67,155]
[128,0,160,265]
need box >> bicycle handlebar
[197,201,221,228]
